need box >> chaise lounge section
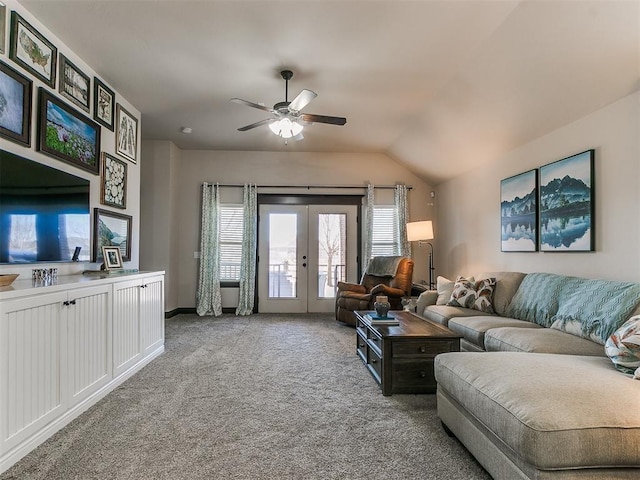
[416,271,640,479]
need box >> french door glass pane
[268,213,297,298]
[317,213,346,298]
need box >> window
[371,206,398,257]
[219,205,243,281]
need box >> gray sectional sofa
[416,271,640,480]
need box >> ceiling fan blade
[288,89,317,113]
[300,113,347,126]
[230,98,275,113]
[237,118,273,131]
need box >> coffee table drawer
[368,346,382,381]
[392,359,437,392]
[393,339,459,357]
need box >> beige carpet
[1,313,490,480]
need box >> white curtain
[394,184,410,257]
[196,182,222,316]
[363,183,375,268]
[236,184,257,315]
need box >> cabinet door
[112,279,142,376]
[0,291,67,453]
[140,276,164,356]
[66,285,112,404]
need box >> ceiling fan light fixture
[269,117,303,139]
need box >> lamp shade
[406,220,434,241]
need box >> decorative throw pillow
[436,275,474,305]
[447,276,496,313]
[605,315,640,379]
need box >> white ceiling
[19,0,640,184]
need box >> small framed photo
[116,103,138,163]
[93,208,132,262]
[59,54,90,112]
[102,246,123,270]
[101,152,127,209]
[0,4,6,54]
[94,77,115,130]
[0,59,33,147]
[9,12,57,88]
[37,88,101,174]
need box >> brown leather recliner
[335,256,414,326]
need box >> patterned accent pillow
[436,275,474,305]
[447,276,496,313]
[605,315,640,379]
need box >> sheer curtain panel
[395,185,410,257]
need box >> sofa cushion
[448,316,541,350]
[447,277,496,313]
[476,271,526,316]
[422,305,492,327]
[485,327,606,356]
[505,272,566,326]
[605,315,640,378]
[435,352,640,470]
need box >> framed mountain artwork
[539,150,595,252]
[500,169,538,252]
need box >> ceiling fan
[231,70,347,141]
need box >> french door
[257,203,358,313]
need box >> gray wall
[435,91,640,282]
[140,149,435,311]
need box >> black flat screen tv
[0,149,91,263]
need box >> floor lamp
[406,220,435,289]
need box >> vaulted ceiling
[19,0,640,184]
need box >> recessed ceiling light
[180,127,193,134]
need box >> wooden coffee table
[355,310,461,395]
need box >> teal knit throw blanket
[507,273,640,344]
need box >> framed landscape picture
[9,12,57,88]
[101,152,127,209]
[500,169,537,252]
[116,103,138,163]
[0,60,32,146]
[93,208,132,262]
[37,88,101,174]
[59,54,90,112]
[539,150,595,252]
[94,77,115,130]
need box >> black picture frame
[58,54,90,113]
[115,103,138,163]
[0,4,6,55]
[539,149,595,252]
[101,152,127,209]
[94,77,115,131]
[37,87,101,175]
[500,169,538,252]
[93,208,132,262]
[9,12,57,88]
[0,59,32,147]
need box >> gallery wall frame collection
[500,149,595,253]
[0,59,32,146]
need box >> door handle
[302,263,307,268]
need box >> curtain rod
[204,183,412,190]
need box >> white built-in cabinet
[0,271,164,474]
